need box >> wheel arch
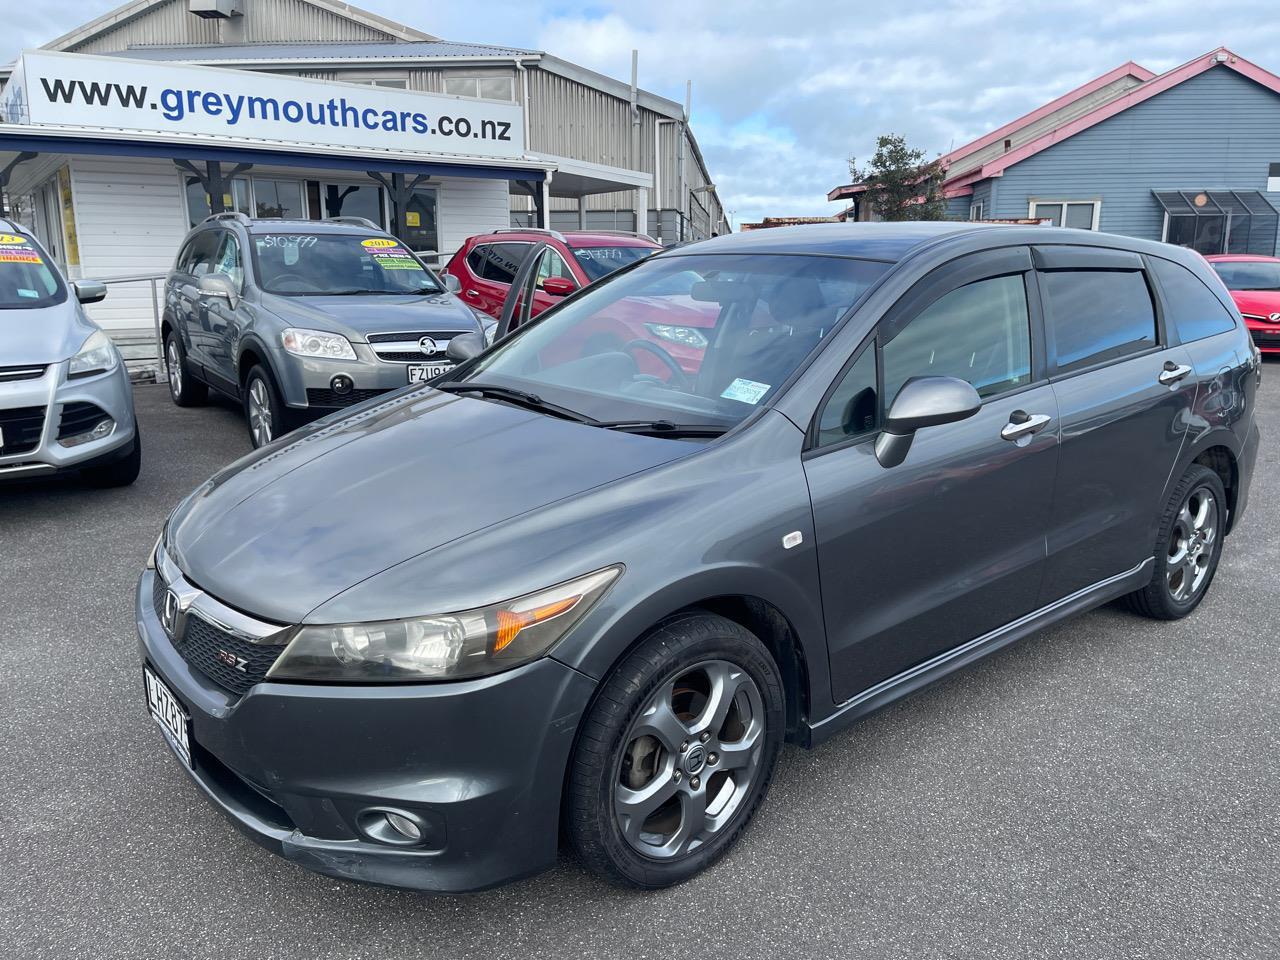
[1168,428,1242,534]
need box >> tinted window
[883,274,1031,404]
[1042,269,1156,372]
[468,242,530,284]
[185,231,222,277]
[816,345,877,447]
[214,233,244,290]
[1152,258,1237,342]
[1208,260,1280,292]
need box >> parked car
[139,223,1259,894]
[0,221,140,486]
[162,214,491,447]
[1204,253,1280,354]
[443,228,661,321]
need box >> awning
[0,123,549,182]
[526,154,653,198]
[1152,189,1279,219]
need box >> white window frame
[334,72,409,89]
[1028,199,1101,231]
[442,75,516,102]
[969,201,984,221]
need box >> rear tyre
[164,331,207,407]
[1122,464,1226,620]
[242,364,293,449]
[81,430,142,488]
[566,613,784,888]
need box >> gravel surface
[1,377,1276,960]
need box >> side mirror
[441,273,462,294]
[446,331,485,363]
[197,273,240,309]
[74,280,107,304]
[874,376,981,468]
[541,276,577,297]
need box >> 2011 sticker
[0,234,29,245]
[361,238,399,248]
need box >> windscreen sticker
[17,288,38,298]
[361,238,399,249]
[369,246,424,271]
[721,378,771,404]
[0,245,42,265]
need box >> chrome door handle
[1000,411,1052,442]
[465,289,480,299]
[1159,361,1193,386]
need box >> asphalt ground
[1,375,1277,960]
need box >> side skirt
[800,557,1155,748]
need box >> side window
[465,245,486,278]
[214,233,243,290]
[1041,269,1156,373]
[882,274,1032,405]
[1150,257,1237,343]
[471,242,529,284]
[815,345,878,448]
[536,248,576,288]
[186,232,221,278]
[174,240,194,273]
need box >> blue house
[830,48,1280,257]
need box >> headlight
[145,528,165,570]
[645,323,708,349]
[281,328,357,360]
[267,565,622,682]
[67,330,119,379]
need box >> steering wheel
[622,339,691,390]
[269,272,317,293]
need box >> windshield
[1210,260,1280,292]
[571,245,657,281]
[0,233,66,310]
[456,252,890,429]
[251,233,443,296]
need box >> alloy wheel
[166,340,182,401]
[247,377,273,446]
[615,659,765,860]
[1167,485,1218,603]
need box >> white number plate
[408,363,452,384]
[144,667,192,768]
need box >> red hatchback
[444,228,661,321]
[1205,254,1280,354]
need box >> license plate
[144,666,192,768]
[408,363,452,384]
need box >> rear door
[204,231,245,386]
[461,241,532,318]
[177,229,223,373]
[804,247,1061,702]
[1035,245,1198,603]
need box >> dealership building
[0,0,726,341]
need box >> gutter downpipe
[655,118,676,244]
[630,50,643,235]
[515,56,534,225]
[681,80,690,241]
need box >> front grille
[366,330,470,343]
[0,365,46,383]
[306,387,390,408]
[58,402,111,440]
[369,330,468,364]
[152,573,287,696]
[0,406,46,455]
[1251,330,1280,346]
[376,350,451,363]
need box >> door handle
[465,289,480,299]
[1000,411,1052,442]
[1158,361,1193,386]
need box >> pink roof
[947,47,1280,189]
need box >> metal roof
[112,40,540,63]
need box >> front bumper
[275,342,454,411]
[135,569,596,892]
[0,359,136,480]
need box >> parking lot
[0,376,1276,960]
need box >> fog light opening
[330,374,354,396]
[356,806,431,847]
[59,417,115,448]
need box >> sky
[6,0,1280,228]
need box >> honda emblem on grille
[216,648,249,673]
[161,589,179,638]
[418,336,439,356]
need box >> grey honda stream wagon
[162,213,489,447]
[138,223,1259,892]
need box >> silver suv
[0,220,140,486]
[162,214,491,447]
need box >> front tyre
[1123,463,1227,620]
[566,613,784,888]
[242,364,292,449]
[81,430,141,488]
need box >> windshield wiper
[433,382,597,424]
[594,419,729,438]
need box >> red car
[443,228,661,321]
[1204,253,1280,354]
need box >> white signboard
[1,50,525,160]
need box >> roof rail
[570,228,660,243]
[327,216,382,230]
[489,226,567,243]
[201,211,251,225]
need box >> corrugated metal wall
[986,66,1280,253]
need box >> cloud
[7,0,1280,227]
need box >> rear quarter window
[1151,257,1238,343]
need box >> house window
[366,78,408,89]
[443,76,515,101]
[969,201,984,221]
[1030,200,1099,230]
[1155,190,1280,256]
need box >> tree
[848,134,948,221]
